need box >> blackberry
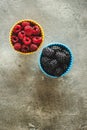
[50,45,62,52]
[66,56,70,64]
[41,57,51,67]
[62,64,68,72]
[54,68,63,76]
[41,57,59,76]
[62,49,70,58]
[63,49,69,55]
[55,51,67,64]
[42,47,55,58]
[41,46,71,77]
[43,66,55,76]
[62,49,71,64]
[49,59,58,69]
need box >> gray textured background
[0,0,87,130]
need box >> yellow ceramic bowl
[9,19,44,55]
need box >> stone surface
[0,0,87,130]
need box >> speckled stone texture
[0,0,87,130]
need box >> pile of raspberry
[40,45,71,77]
[11,21,42,53]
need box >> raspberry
[24,25,33,36]
[29,35,33,39]
[11,35,18,44]
[32,25,40,35]
[11,21,43,53]
[18,31,25,40]
[23,36,31,45]
[42,47,55,58]
[54,68,63,76]
[13,24,22,33]
[14,43,22,51]
[55,51,67,63]
[30,44,38,52]
[22,21,30,27]
[32,36,42,46]
[21,44,29,53]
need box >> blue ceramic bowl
[38,42,74,78]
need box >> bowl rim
[38,42,74,78]
[9,19,44,55]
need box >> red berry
[24,25,33,36]
[21,44,30,53]
[14,43,22,51]
[30,44,38,51]
[29,35,33,39]
[22,21,30,27]
[23,36,31,45]
[13,24,22,33]
[32,36,42,46]
[32,25,41,35]
[18,31,25,40]
[11,35,18,44]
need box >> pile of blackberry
[40,45,71,77]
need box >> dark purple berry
[55,51,67,63]
[62,64,68,72]
[54,68,63,76]
[42,47,55,58]
[41,57,51,67]
[50,46,62,52]
[49,59,58,69]
[43,66,55,75]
